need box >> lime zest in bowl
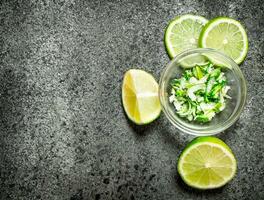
[169,62,231,122]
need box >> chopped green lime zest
[184,70,193,80]
[195,114,210,122]
[210,68,221,78]
[195,66,204,79]
[170,62,231,122]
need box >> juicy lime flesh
[178,137,236,189]
[200,18,248,64]
[122,69,161,124]
[165,15,208,58]
[205,23,243,58]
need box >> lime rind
[199,17,248,64]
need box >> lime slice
[178,137,237,189]
[199,17,248,64]
[122,69,161,125]
[202,52,233,69]
[165,14,208,58]
[179,53,208,69]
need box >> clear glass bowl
[159,48,247,136]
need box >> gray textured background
[0,0,263,199]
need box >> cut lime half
[178,136,237,189]
[199,17,248,64]
[122,69,161,125]
[165,14,208,58]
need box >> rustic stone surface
[0,0,263,199]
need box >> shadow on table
[125,110,187,149]
[123,100,234,193]
[126,114,160,137]
[0,68,25,132]
[217,121,241,141]
[121,95,161,137]
[175,174,225,194]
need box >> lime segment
[122,69,161,125]
[165,14,208,58]
[199,17,248,64]
[178,137,237,189]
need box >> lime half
[122,69,161,125]
[178,137,237,189]
[199,17,248,64]
[165,14,208,58]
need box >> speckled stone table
[0,0,263,199]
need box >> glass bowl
[159,48,247,136]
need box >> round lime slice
[199,17,248,64]
[122,69,161,125]
[165,14,208,58]
[178,136,237,189]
